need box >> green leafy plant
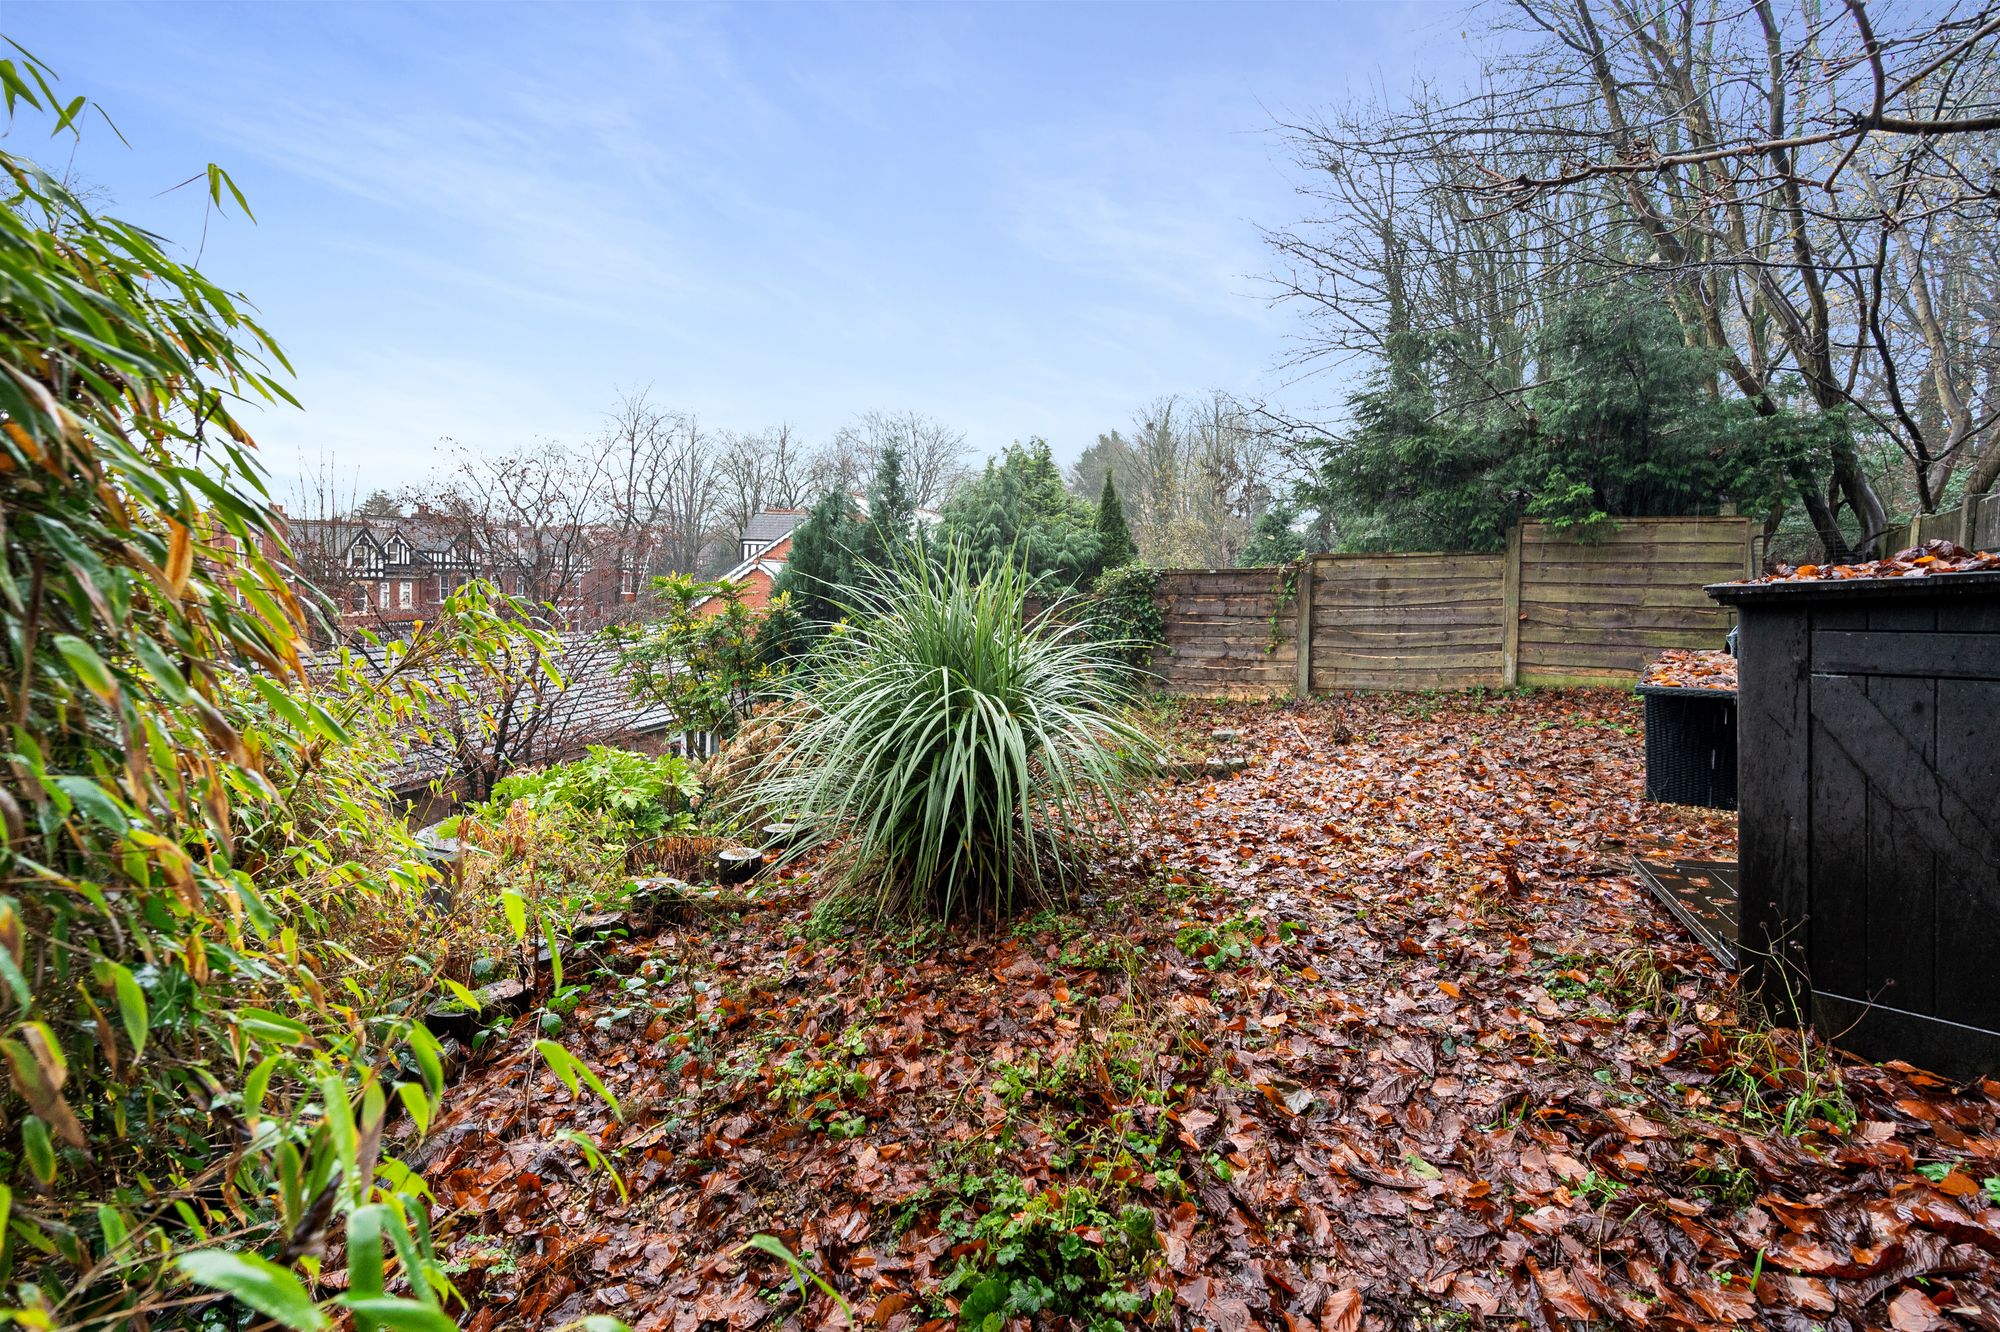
[1266,563,1298,656]
[611,573,777,739]
[748,547,1155,923]
[1175,914,1294,970]
[766,1026,872,1136]
[740,1234,854,1321]
[935,1174,1164,1330]
[1085,564,1166,677]
[0,53,595,1330]
[483,745,701,840]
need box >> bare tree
[284,454,375,643]
[652,414,723,573]
[1095,392,1281,567]
[1467,2,2000,197]
[715,424,817,536]
[714,427,773,550]
[594,393,672,599]
[428,440,611,621]
[398,629,629,803]
[761,423,818,509]
[1269,0,2000,558]
[829,410,970,508]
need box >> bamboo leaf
[93,960,148,1058]
[51,634,118,700]
[20,1115,54,1185]
[177,1250,327,1330]
[534,1041,621,1120]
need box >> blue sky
[7,1,1465,492]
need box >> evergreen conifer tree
[858,442,916,570]
[1095,472,1137,569]
[763,488,863,656]
[1239,503,1308,566]
[938,440,1100,587]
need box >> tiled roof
[316,631,679,793]
[288,515,478,568]
[741,509,807,546]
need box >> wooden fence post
[1501,526,1522,687]
[1294,558,1315,698]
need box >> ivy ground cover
[410,690,2000,1330]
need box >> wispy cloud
[10,0,1443,479]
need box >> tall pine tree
[857,442,916,571]
[1095,473,1137,570]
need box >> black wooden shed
[1707,570,2000,1080]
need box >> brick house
[697,499,940,619]
[284,506,653,640]
[697,508,809,617]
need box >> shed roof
[315,631,678,793]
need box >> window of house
[398,580,413,609]
[378,582,390,609]
[353,585,368,613]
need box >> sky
[6,1,1469,495]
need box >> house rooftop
[740,509,807,547]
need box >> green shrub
[1085,564,1165,677]
[483,745,701,841]
[936,1174,1164,1330]
[611,573,778,739]
[748,548,1154,924]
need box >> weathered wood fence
[1899,493,2000,551]
[1145,517,1751,697]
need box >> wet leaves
[1641,649,1738,692]
[1746,538,2000,583]
[410,691,2000,1329]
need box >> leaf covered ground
[407,690,2000,1330]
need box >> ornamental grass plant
[747,548,1156,925]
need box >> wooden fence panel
[1879,492,2000,552]
[1517,517,1749,686]
[1309,553,1505,691]
[1114,517,1753,696]
[1149,568,1297,697]
[1914,510,1962,544]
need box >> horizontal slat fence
[1134,517,1751,697]
[1517,518,1747,685]
[1310,553,1505,691]
[1148,569,1297,697]
[1899,493,2000,551]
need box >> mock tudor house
[284,505,653,640]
